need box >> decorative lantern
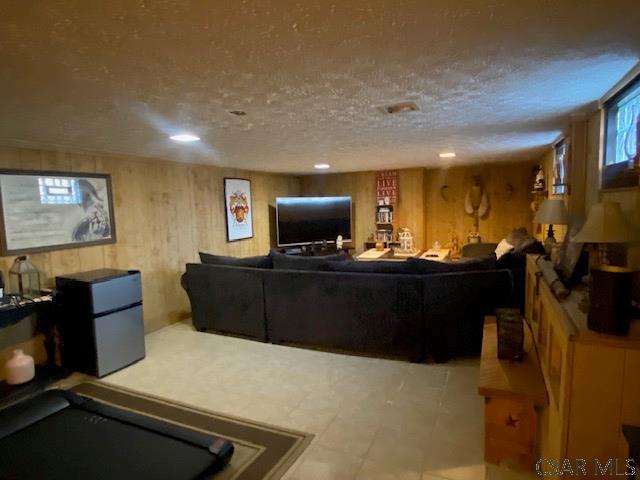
[398,228,414,253]
[9,256,40,299]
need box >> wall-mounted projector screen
[0,170,116,255]
[276,196,352,247]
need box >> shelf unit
[375,204,394,244]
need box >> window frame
[602,73,640,190]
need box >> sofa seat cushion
[408,254,497,274]
[269,249,348,271]
[200,252,272,269]
[325,260,418,274]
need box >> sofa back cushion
[263,268,423,359]
[325,260,418,274]
[408,254,496,274]
[461,243,498,258]
[200,252,272,269]
[269,249,348,271]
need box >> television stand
[279,245,353,257]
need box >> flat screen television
[276,196,352,247]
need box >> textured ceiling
[1,1,639,173]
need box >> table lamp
[571,201,637,335]
[533,199,568,255]
[571,201,635,265]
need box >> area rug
[70,382,313,480]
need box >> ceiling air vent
[379,102,419,115]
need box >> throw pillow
[325,260,418,274]
[199,252,273,269]
[495,239,515,260]
[408,254,496,274]
[269,249,348,271]
[496,241,545,269]
[505,227,531,250]
[514,236,536,253]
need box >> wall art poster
[376,170,398,205]
[0,170,116,255]
[224,177,253,242]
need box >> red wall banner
[376,170,398,205]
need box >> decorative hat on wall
[464,175,489,235]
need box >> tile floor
[103,322,533,480]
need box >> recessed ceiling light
[439,152,456,158]
[170,133,200,142]
[314,163,330,170]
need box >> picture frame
[0,169,116,255]
[552,138,570,195]
[224,177,253,242]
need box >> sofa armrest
[183,263,268,341]
[422,269,513,362]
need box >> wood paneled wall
[0,146,299,373]
[538,109,638,295]
[299,171,378,253]
[535,147,569,242]
[299,168,426,253]
[0,145,562,375]
[424,161,536,247]
[300,163,535,253]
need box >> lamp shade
[571,201,636,243]
[533,199,568,225]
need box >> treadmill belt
[0,390,234,480]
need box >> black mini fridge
[56,269,145,377]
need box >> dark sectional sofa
[181,250,517,362]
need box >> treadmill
[0,389,234,479]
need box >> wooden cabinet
[525,255,640,478]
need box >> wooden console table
[279,245,354,257]
[525,254,640,474]
[478,316,548,470]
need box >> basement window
[602,74,640,189]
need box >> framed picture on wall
[552,138,570,195]
[0,169,116,255]
[224,177,253,242]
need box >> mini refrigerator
[56,269,145,377]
